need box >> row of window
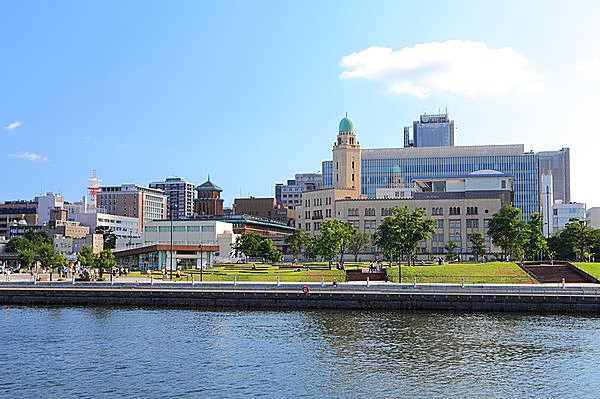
[144,225,215,233]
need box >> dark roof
[195,180,223,192]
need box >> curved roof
[339,116,355,132]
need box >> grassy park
[123,261,537,284]
[571,263,600,280]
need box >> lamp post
[169,204,177,280]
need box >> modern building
[96,184,167,229]
[113,220,238,269]
[587,207,600,229]
[233,197,296,227]
[296,116,516,258]
[0,200,38,237]
[149,177,196,219]
[193,178,224,216]
[404,112,455,148]
[35,192,64,225]
[318,114,569,221]
[551,202,586,235]
[275,173,323,209]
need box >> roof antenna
[345,111,348,117]
[207,174,210,181]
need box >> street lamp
[170,204,178,280]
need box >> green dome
[339,116,355,132]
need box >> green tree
[374,206,435,268]
[93,249,117,278]
[284,229,312,262]
[314,219,356,269]
[445,240,458,262]
[6,230,51,253]
[488,205,528,259]
[469,233,486,262]
[561,220,594,261]
[38,243,66,279]
[523,213,548,260]
[77,244,96,267]
[231,232,262,260]
[95,226,116,250]
[258,239,281,263]
[17,248,35,269]
[348,232,371,262]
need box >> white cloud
[576,59,600,78]
[4,121,23,131]
[9,152,48,161]
[340,40,543,98]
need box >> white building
[142,219,238,263]
[586,207,600,229]
[149,177,196,219]
[552,202,586,234]
[35,192,64,225]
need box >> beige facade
[97,184,167,229]
[332,127,361,192]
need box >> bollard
[151,276,154,286]
[461,277,465,288]
[561,278,565,289]
[72,275,75,285]
[276,276,280,287]
[33,274,36,285]
[192,275,195,286]
[366,277,369,287]
[234,276,237,286]
[414,277,417,288]
[321,277,324,287]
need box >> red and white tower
[87,169,102,206]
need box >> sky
[2,0,600,208]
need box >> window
[484,219,491,228]
[348,208,359,217]
[381,208,391,216]
[145,226,157,232]
[449,207,461,215]
[449,220,461,229]
[159,226,170,232]
[432,207,443,216]
[173,226,186,232]
[365,208,376,216]
[466,219,479,229]
[450,232,462,241]
[202,226,215,232]
[436,220,444,229]
[501,180,506,189]
[432,233,444,242]
[466,207,478,215]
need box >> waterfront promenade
[2,274,600,313]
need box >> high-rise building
[538,148,570,204]
[275,173,323,209]
[404,113,455,148]
[149,177,196,219]
[97,184,167,228]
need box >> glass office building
[323,144,541,219]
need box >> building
[0,200,38,237]
[233,197,296,227]
[96,184,167,229]
[587,207,600,229]
[193,179,224,216]
[35,192,64,225]
[275,173,323,209]
[149,177,196,219]
[551,202,586,235]
[404,112,455,148]
[317,114,569,221]
[113,220,238,269]
[296,116,516,258]
[54,234,104,255]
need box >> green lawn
[386,262,536,284]
[571,262,600,280]
[121,261,535,284]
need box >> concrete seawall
[2,282,600,313]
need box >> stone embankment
[1,281,600,313]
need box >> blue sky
[2,0,599,207]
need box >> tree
[348,232,371,262]
[523,213,548,260]
[77,244,96,267]
[6,230,51,253]
[231,232,262,260]
[445,240,458,262]
[488,205,528,259]
[469,233,486,262]
[258,239,281,263]
[38,243,66,279]
[561,220,594,261]
[284,229,312,262]
[17,248,35,269]
[314,219,356,269]
[95,226,116,250]
[93,249,117,278]
[374,206,435,267]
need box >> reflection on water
[0,306,599,398]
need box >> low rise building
[54,234,104,255]
[587,207,600,229]
[0,200,38,237]
[551,202,586,234]
[233,197,296,227]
